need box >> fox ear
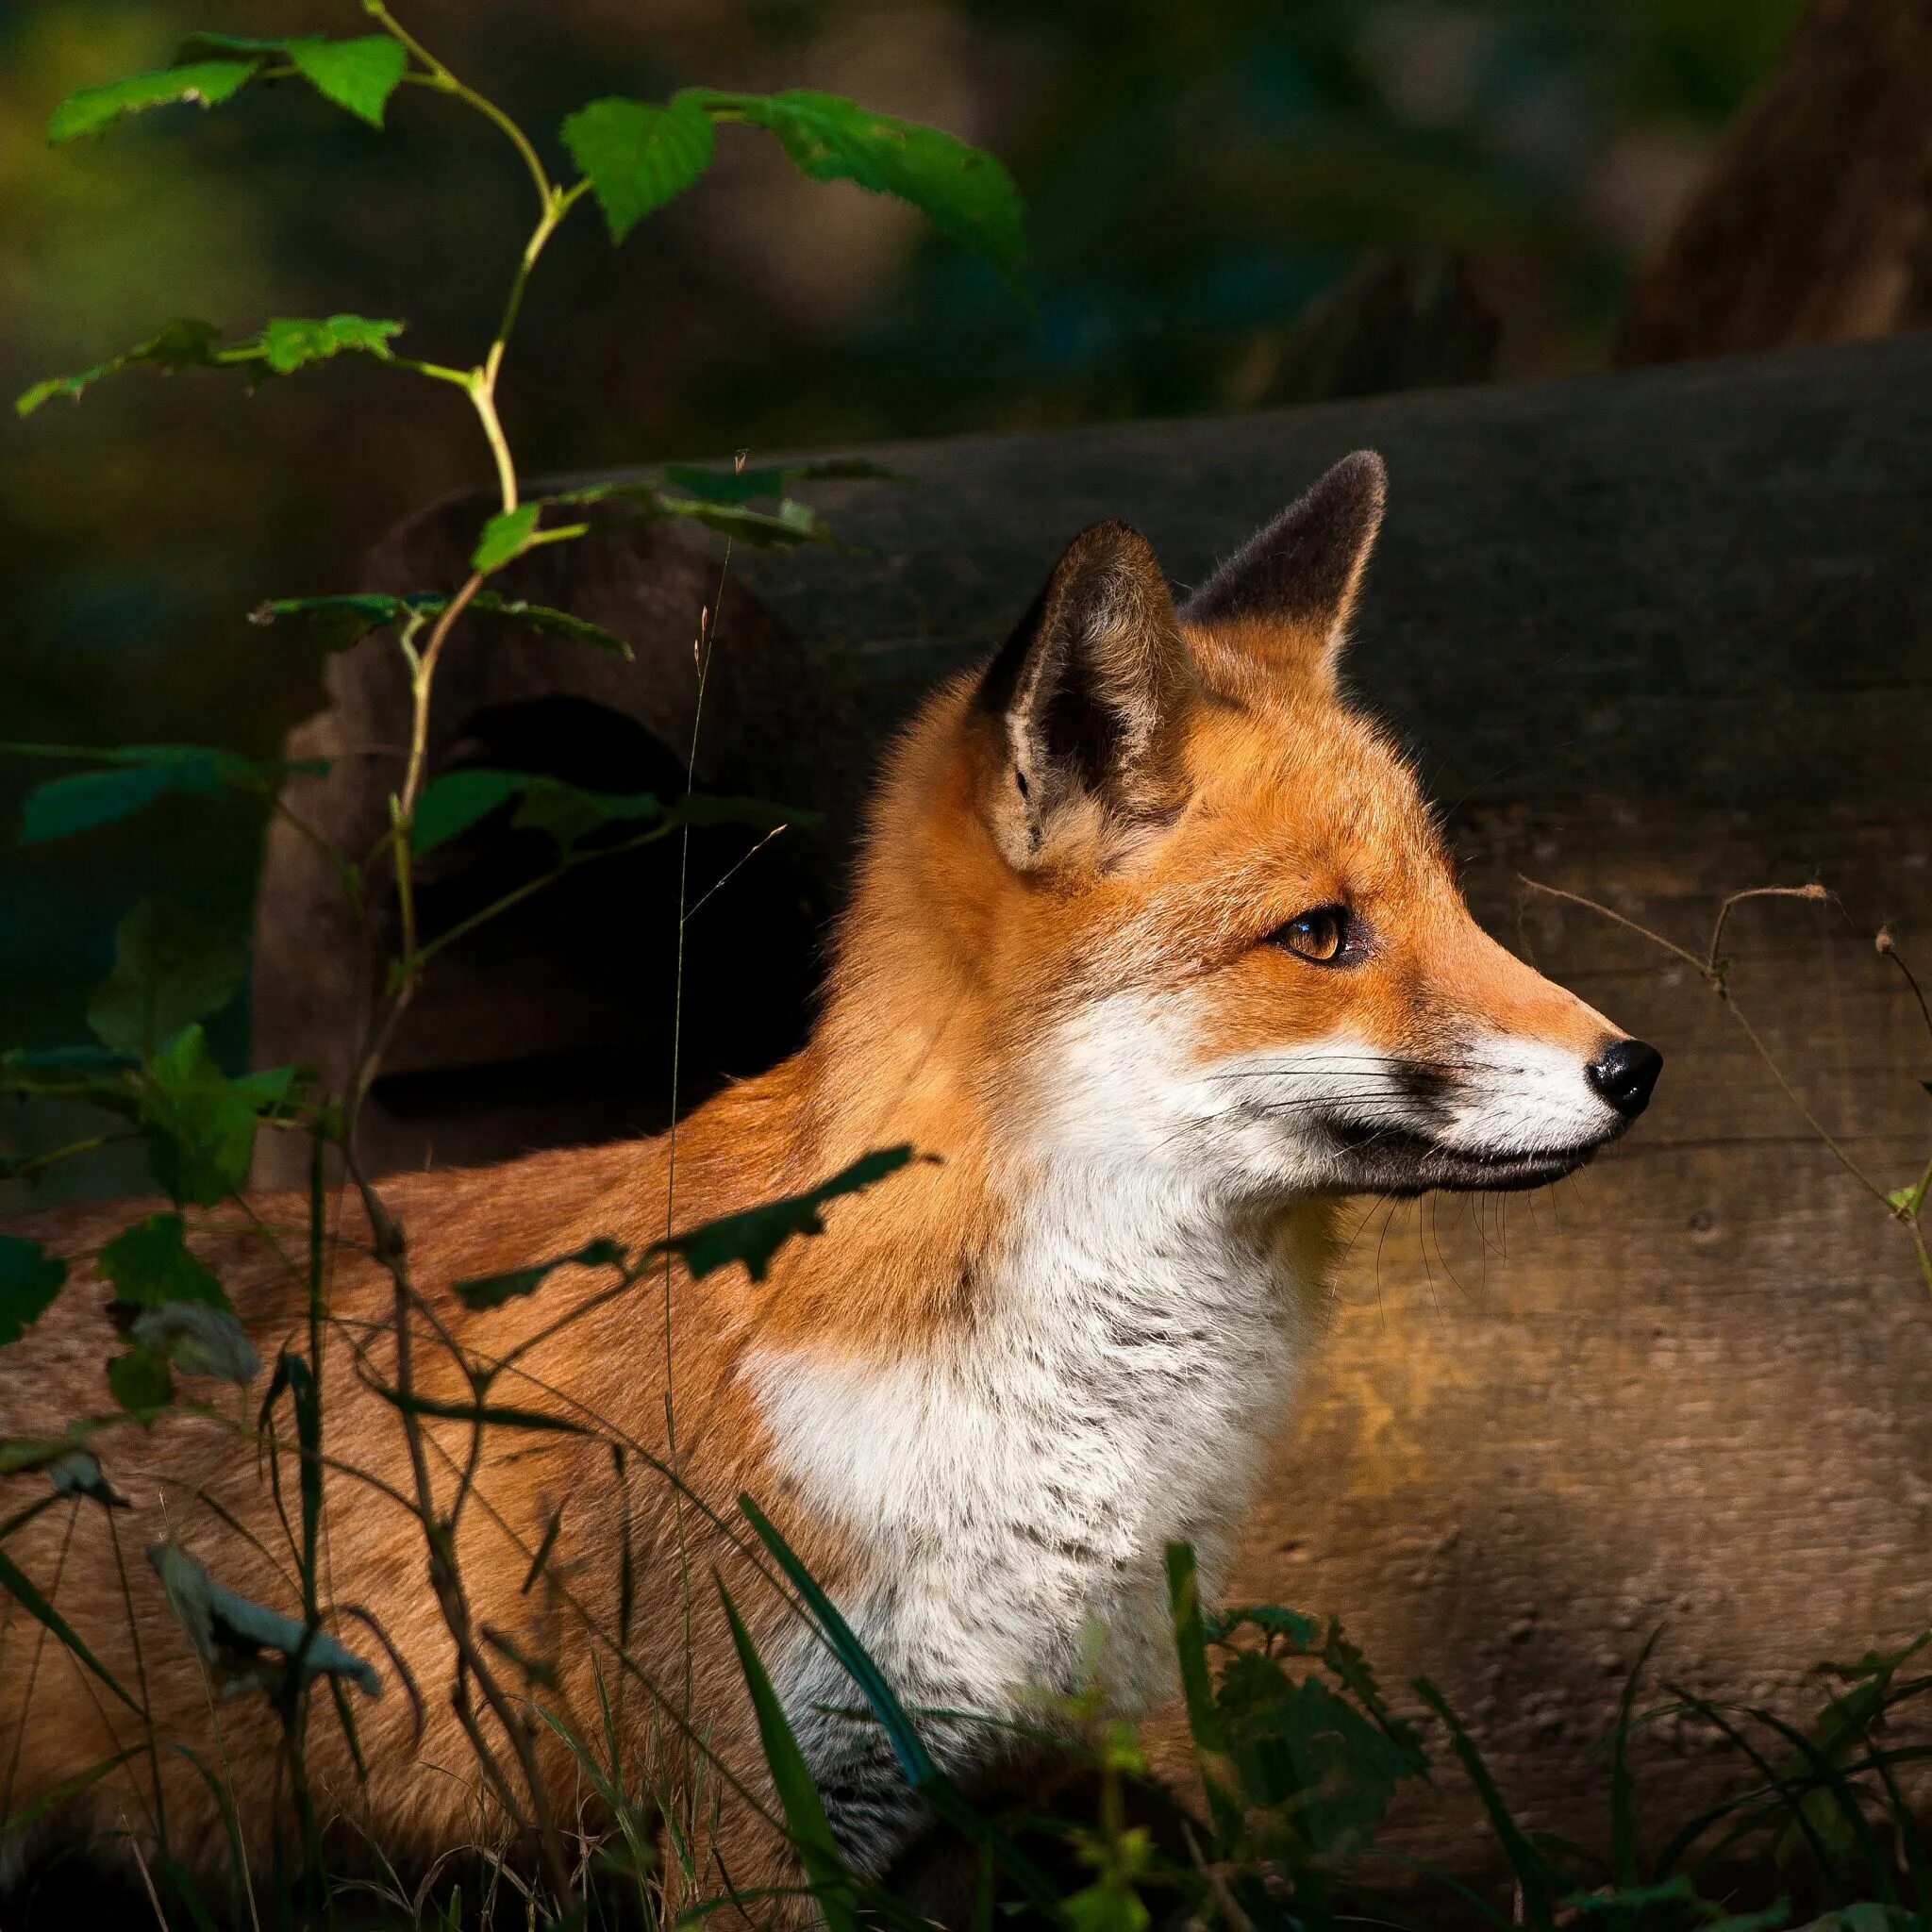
[1180,450,1386,689]
[974,520,1194,872]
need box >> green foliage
[99,1210,232,1312]
[47,59,258,145]
[563,94,717,243]
[140,1026,294,1207]
[707,89,1026,279]
[87,898,248,1058]
[180,34,411,129]
[0,1236,66,1347]
[7,742,328,843]
[721,1582,862,1932]
[257,591,635,657]
[16,314,404,415]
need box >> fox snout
[1586,1037,1663,1121]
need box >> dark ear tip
[1322,449,1388,515]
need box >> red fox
[0,452,1658,1914]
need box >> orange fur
[0,457,1644,1916]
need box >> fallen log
[255,331,1932,1890]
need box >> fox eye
[1271,906,1353,964]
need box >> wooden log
[255,333,1932,1890]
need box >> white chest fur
[744,1161,1320,1830]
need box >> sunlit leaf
[88,899,248,1058]
[48,60,259,145]
[285,37,408,128]
[148,1541,381,1700]
[472,504,545,574]
[705,88,1025,279]
[667,1145,919,1283]
[258,314,404,375]
[16,318,223,416]
[0,1238,65,1348]
[455,1238,625,1312]
[411,768,527,855]
[562,93,716,243]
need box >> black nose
[1587,1039,1662,1119]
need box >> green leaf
[48,60,258,145]
[472,504,543,574]
[719,1581,862,1932]
[87,899,248,1059]
[285,37,408,129]
[99,1210,232,1313]
[7,742,325,844]
[1165,1542,1244,1844]
[455,1238,625,1312]
[255,590,633,658]
[708,89,1024,278]
[668,1145,919,1284]
[562,94,716,244]
[17,318,222,416]
[140,1026,262,1208]
[148,1541,381,1700]
[0,1544,144,1712]
[655,493,850,552]
[108,1344,175,1419]
[412,768,674,857]
[258,313,404,375]
[0,1238,65,1348]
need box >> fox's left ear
[1180,450,1386,691]
[974,519,1193,872]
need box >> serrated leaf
[140,1027,261,1208]
[285,37,408,129]
[88,899,248,1058]
[17,318,223,416]
[99,1210,233,1313]
[473,504,543,574]
[511,777,664,852]
[707,88,1024,278]
[108,1344,175,1418]
[148,1541,380,1700]
[455,1238,625,1312]
[563,93,716,243]
[256,590,632,657]
[258,313,404,375]
[667,1145,918,1283]
[48,60,259,146]
[7,742,325,845]
[0,1237,65,1348]
[656,493,849,551]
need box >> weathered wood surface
[258,332,1932,1889]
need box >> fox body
[0,454,1657,1910]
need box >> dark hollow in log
[255,332,1932,1893]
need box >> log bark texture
[1616,0,1932,363]
[258,332,1932,1892]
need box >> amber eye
[1271,906,1352,964]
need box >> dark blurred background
[8,0,1927,1152]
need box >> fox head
[827,451,1658,1210]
